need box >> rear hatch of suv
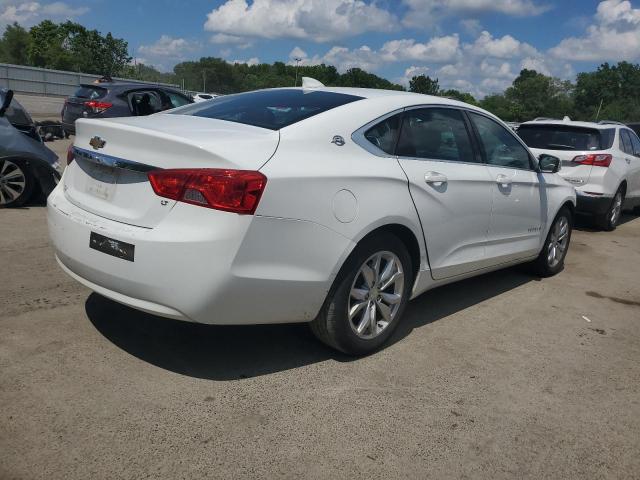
[62,84,109,126]
[518,123,616,186]
[64,114,279,228]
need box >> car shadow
[85,266,534,381]
[574,211,638,231]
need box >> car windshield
[518,124,615,151]
[73,85,107,99]
[172,89,363,130]
[0,91,33,126]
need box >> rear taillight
[148,169,267,215]
[84,100,112,114]
[67,145,75,165]
[572,154,612,167]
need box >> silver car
[0,89,62,207]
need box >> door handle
[425,172,448,184]
[496,174,512,186]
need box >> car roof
[80,82,183,92]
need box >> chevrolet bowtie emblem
[89,136,106,150]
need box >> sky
[1,0,640,97]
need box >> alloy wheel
[610,191,623,226]
[547,216,570,268]
[348,251,405,340]
[0,160,27,205]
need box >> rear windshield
[518,124,615,151]
[172,89,363,130]
[73,85,107,100]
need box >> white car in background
[519,119,640,230]
[192,92,219,103]
[48,81,575,355]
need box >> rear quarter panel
[256,97,428,281]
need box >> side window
[629,130,640,156]
[396,108,476,162]
[128,90,162,116]
[620,130,633,154]
[364,113,401,155]
[469,112,531,169]
[163,90,192,110]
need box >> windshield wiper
[546,143,576,150]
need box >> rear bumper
[47,185,353,325]
[575,191,612,216]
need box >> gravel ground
[1,147,639,479]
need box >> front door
[396,107,493,280]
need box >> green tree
[409,75,439,95]
[440,88,477,105]
[574,62,640,122]
[479,93,513,119]
[503,69,574,121]
[26,20,130,75]
[0,23,30,65]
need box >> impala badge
[89,136,106,150]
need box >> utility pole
[202,70,206,93]
[294,57,301,87]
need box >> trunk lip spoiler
[73,146,158,173]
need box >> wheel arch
[348,221,425,282]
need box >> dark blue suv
[61,81,193,135]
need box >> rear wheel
[595,186,624,231]
[531,207,572,277]
[310,233,413,355]
[0,159,34,208]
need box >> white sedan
[48,81,576,355]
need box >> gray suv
[0,89,62,207]
[61,81,193,135]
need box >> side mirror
[0,89,14,117]
[538,154,560,173]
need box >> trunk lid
[64,114,279,228]
[530,147,595,187]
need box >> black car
[0,89,61,207]
[61,81,193,135]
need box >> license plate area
[90,232,135,261]
[85,163,118,200]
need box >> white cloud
[204,0,397,42]
[459,18,483,36]
[138,35,200,59]
[0,1,88,28]
[397,65,430,86]
[380,35,460,62]
[549,0,640,61]
[466,31,537,59]
[232,56,260,66]
[401,0,551,27]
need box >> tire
[310,232,413,355]
[595,186,624,231]
[531,206,572,277]
[0,159,35,208]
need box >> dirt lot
[1,139,640,479]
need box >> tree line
[1,20,639,122]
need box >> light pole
[202,70,206,93]
[294,57,301,87]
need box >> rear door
[469,112,544,261]
[396,107,493,280]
